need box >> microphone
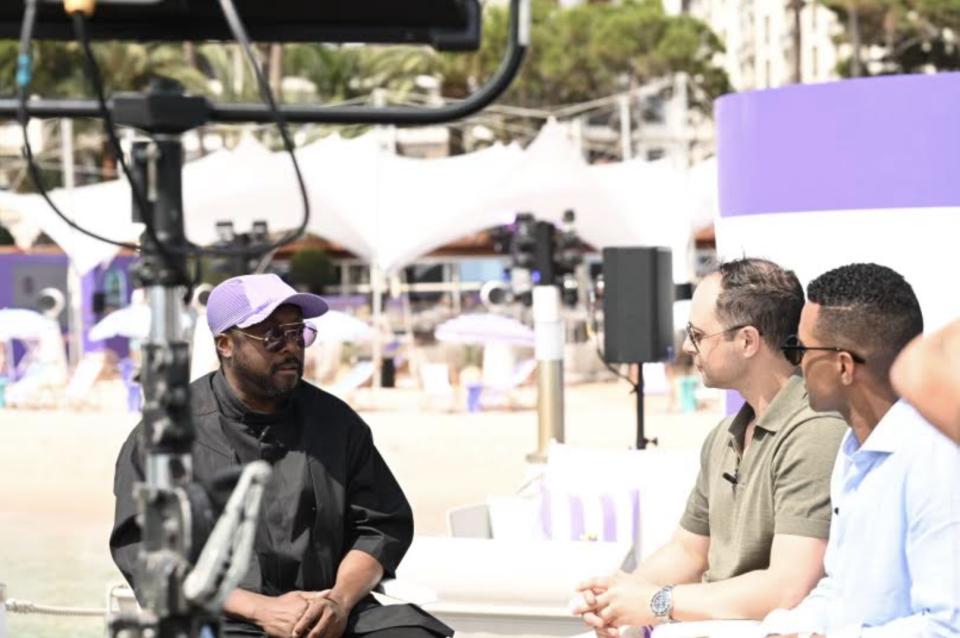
[722,471,738,485]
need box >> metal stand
[634,364,657,450]
[527,285,564,463]
[0,3,531,636]
[111,81,215,638]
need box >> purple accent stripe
[717,74,960,217]
[600,493,617,542]
[569,494,585,541]
[630,489,640,544]
[540,487,553,540]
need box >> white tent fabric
[294,131,525,271]
[0,121,714,280]
[0,179,142,274]
[588,157,695,281]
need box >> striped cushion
[538,485,640,543]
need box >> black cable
[210,0,311,257]
[71,12,192,289]
[16,0,140,252]
[21,0,311,277]
[589,300,641,394]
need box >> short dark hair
[714,258,805,351]
[807,263,923,376]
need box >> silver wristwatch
[650,584,675,621]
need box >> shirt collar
[853,399,914,455]
[212,368,295,427]
[728,373,807,444]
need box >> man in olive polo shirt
[575,258,847,635]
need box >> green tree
[0,40,205,97]
[0,224,14,246]
[438,0,730,112]
[288,247,337,293]
[825,0,960,76]
[281,43,438,103]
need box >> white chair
[396,536,630,636]
[326,361,375,400]
[432,444,702,636]
[480,358,537,409]
[420,363,457,412]
[64,352,108,409]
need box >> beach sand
[0,379,721,638]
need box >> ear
[216,334,235,362]
[838,352,858,386]
[740,326,763,359]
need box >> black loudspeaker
[602,247,675,363]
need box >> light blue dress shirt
[761,400,960,638]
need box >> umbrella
[0,308,56,341]
[435,313,534,347]
[89,305,151,341]
[312,310,374,343]
[89,305,191,342]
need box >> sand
[0,379,722,638]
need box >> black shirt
[110,371,451,636]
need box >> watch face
[651,590,670,616]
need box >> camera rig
[0,1,529,636]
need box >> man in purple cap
[111,274,452,638]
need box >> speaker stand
[635,364,658,450]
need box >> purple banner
[717,73,960,217]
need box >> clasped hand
[572,570,662,637]
[258,590,349,638]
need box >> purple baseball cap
[206,274,329,335]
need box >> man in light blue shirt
[764,263,960,638]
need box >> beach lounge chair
[326,361,376,401]
[419,363,458,412]
[63,352,108,410]
[474,358,537,410]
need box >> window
[812,45,819,78]
[102,268,128,311]
[764,15,771,45]
[766,59,773,87]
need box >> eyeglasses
[780,334,866,366]
[686,322,752,354]
[233,322,318,353]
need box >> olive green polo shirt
[679,374,847,583]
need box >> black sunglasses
[233,322,318,353]
[780,334,867,366]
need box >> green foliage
[0,0,730,129]
[824,0,960,75]
[0,224,14,246]
[439,0,731,112]
[0,40,205,97]
[288,248,337,293]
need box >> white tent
[0,122,713,280]
[293,131,525,272]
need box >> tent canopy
[0,121,716,280]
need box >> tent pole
[371,264,383,392]
[619,94,632,161]
[61,118,84,370]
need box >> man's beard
[231,354,304,404]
